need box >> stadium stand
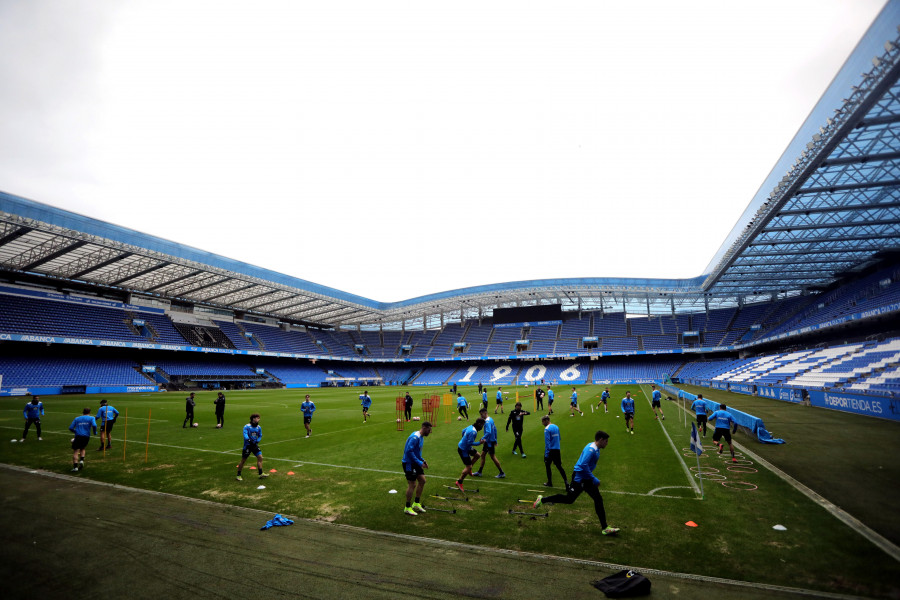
[0,293,141,343]
[0,357,150,387]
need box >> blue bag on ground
[261,514,294,530]
[592,569,651,598]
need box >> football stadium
[2,3,900,600]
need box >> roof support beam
[20,240,88,271]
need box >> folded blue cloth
[261,513,295,530]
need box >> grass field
[1,383,898,598]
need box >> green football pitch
[1,384,898,598]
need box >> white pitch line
[1,425,693,499]
[639,384,701,497]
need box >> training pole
[145,408,151,463]
[123,407,127,462]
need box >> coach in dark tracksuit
[214,392,226,428]
[183,392,196,428]
[506,402,531,457]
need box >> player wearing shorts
[598,388,610,413]
[68,408,97,472]
[21,396,44,442]
[96,399,119,451]
[650,385,665,420]
[533,430,619,536]
[547,385,555,415]
[456,392,470,420]
[495,388,504,414]
[569,387,584,416]
[360,391,372,423]
[710,403,739,462]
[691,394,709,436]
[301,395,316,437]
[402,421,432,516]
[474,408,505,478]
[621,391,635,434]
[541,415,569,489]
[455,418,485,492]
[236,413,269,481]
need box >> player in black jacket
[506,402,531,458]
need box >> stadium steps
[133,366,157,383]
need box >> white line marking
[639,384,701,497]
[1,425,692,498]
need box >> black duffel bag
[591,569,651,598]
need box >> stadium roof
[1,6,899,330]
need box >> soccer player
[21,395,44,442]
[506,401,531,457]
[456,392,470,421]
[710,403,739,462]
[236,413,269,481]
[547,385,555,415]
[183,392,196,428]
[691,394,710,437]
[621,391,635,434]
[96,399,119,451]
[533,430,619,536]
[404,391,414,422]
[495,387,504,414]
[455,418,485,492]
[68,407,97,472]
[481,389,488,411]
[473,408,505,478]
[402,420,432,516]
[541,415,568,489]
[598,388,610,413]
[535,386,545,411]
[301,394,316,437]
[214,391,226,428]
[650,385,665,420]
[569,387,584,417]
[360,390,372,423]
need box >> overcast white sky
[0,0,887,302]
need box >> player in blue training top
[495,387,504,414]
[96,399,119,451]
[541,415,569,489]
[709,403,739,462]
[691,394,710,437]
[597,387,610,413]
[401,420,433,516]
[533,430,619,536]
[621,391,636,434]
[473,407,506,478]
[236,413,269,481]
[650,385,666,420]
[481,390,488,411]
[21,395,44,442]
[455,417,485,492]
[456,392,470,421]
[569,387,584,417]
[360,390,372,423]
[301,394,316,438]
[68,407,97,472]
[547,385,555,415]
